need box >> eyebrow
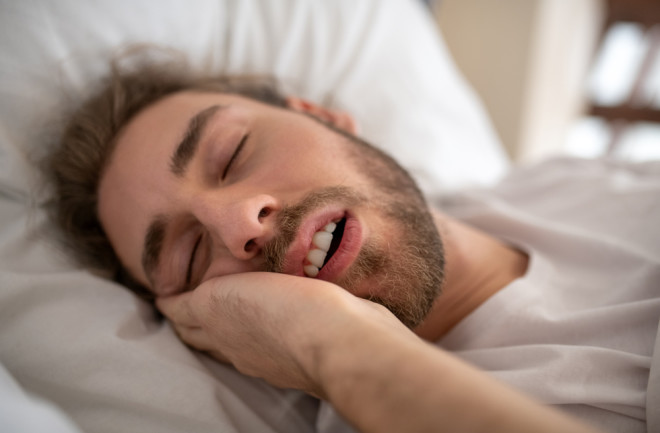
[141,215,167,287]
[169,104,223,177]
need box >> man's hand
[157,272,602,433]
[155,272,407,397]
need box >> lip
[316,215,361,282]
[281,208,363,281]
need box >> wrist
[272,278,372,396]
[302,297,419,400]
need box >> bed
[0,1,509,431]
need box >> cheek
[256,146,356,191]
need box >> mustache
[262,186,365,273]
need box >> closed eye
[185,234,203,287]
[222,134,249,180]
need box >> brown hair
[46,52,287,299]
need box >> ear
[285,97,358,134]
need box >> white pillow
[0,1,508,432]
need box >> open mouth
[303,217,346,278]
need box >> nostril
[244,239,257,253]
[258,207,271,220]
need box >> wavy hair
[45,51,287,299]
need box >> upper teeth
[304,221,337,277]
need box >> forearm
[309,314,601,433]
[158,274,602,433]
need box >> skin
[99,90,446,328]
[100,92,396,298]
[98,91,601,433]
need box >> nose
[193,192,279,260]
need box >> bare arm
[317,313,600,433]
[157,273,601,433]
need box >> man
[48,61,658,433]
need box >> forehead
[119,91,242,142]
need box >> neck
[414,210,528,341]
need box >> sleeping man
[47,61,659,433]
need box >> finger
[168,323,232,364]
[171,324,210,351]
[156,291,199,327]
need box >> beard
[261,126,445,329]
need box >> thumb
[155,291,198,327]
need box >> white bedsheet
[0,1,508,431]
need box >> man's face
[98,91,444,328]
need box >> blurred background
[431,0,660,164]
